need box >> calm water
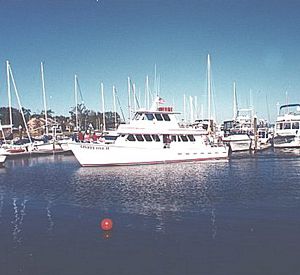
[0,151,300,275]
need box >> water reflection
[46,201,54,235]
[0,194,3,221]
[12,198,28,244]
[72,162,229,233]
[7,154,67,168]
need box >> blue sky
[0,0,300,123]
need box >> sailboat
[1,61,35,157]
[31,62,66,155]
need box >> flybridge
[279,104,300,110]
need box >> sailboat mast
[133,83,136,113]
[207,54,211,122]
[101,82,106,131]
[41,62,48,135]
[233,81,237,120]
[74,74,79,130]
[127,77,131,122]
[6,61,12,132]
[154,64,157,96]
[183,94,186,122]
[189,96,194,122]
[112,85,117,130]
[146,75,149,109]
[8,63,32,143]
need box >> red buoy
[100,218,113,231]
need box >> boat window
[135,134,144,141]
[292,122,299,129]
[145,113,154,121]
[259,132,266,138]
[152,134,160,142]
[171,135,176,142]
[187,135,195,142]
[127,134,136,141]
[180,135,188,142]
[162,114,171,121]
[143,134,152,141]
[133,113,142,120]
[155,114,163,121]
[284,123,291,129]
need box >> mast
[154,64,157,96]
[8,63,32,143]
[112,85,117,130]
[127,77,131,122]
[41,62,48,135]
[74,74,79,130]
[146,75,149,109]
[101,82,106,131]
[6,61,12,132]
[183,94,186,122]
[233,81,237,120]
[207,54,211,122]
[189,96,194,122]
[194,96,198,119]
[133,83,136,113]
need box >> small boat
[222,132,252,152]
[273,104,300,148]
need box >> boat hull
[69,143,229,167]
[222,134,252,152]
[0,154,6,166]
[273,135,300,148]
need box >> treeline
[0,104,122,131]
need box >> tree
[21,107,31,122]
[69,103,89,130]
[40,109,54,118]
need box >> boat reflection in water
[72,161,227,235]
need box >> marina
[0,151,300,274]
[1,0,300,274]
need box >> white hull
[274,104,300,149]
[273,137,300,148]
[1,143,34,156]
[70,142,229,166]
[0,154,6,165]
[32,141,66,154]
[222,134,251,152]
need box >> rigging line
[129,79,140,109]
[114,88,126,123]
[266,93,271,123]
[76,77,85,103]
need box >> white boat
[222,133,252,152]
[69,98,229,166]
[0,148,7,166]
[274,104,300,148]
[1,141,34,156]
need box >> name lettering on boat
[80,144,109,150]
